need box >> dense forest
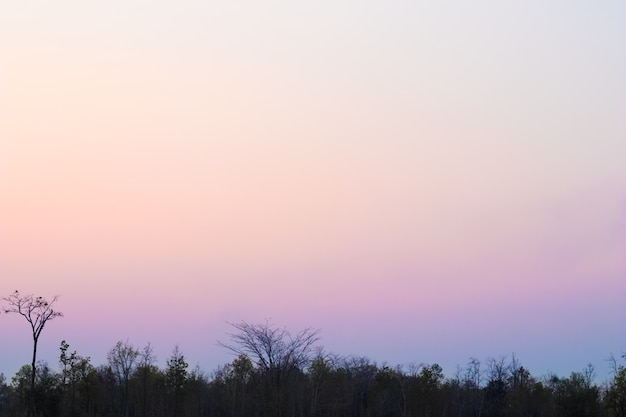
[1,293,625,417]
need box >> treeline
[0,321,625,417]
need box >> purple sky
[1,1,625,382]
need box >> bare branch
[2,291,63,341]
[2,290,63,416]
[218,320,321,373]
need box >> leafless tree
[218,320,320,417]
[138,342,157,417]
[218,320,320,374]
[582,363,596,387]
[486,356,509,384]
[107,340,139,417]
[2,290,63,416]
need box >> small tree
[0,372,7,416]
[2,291,62,416]
[605,354,626,417]
[107,340,139,417]
[166,346,188,417]
[137,343,158,417]
[59,340,94,416]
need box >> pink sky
[1,1,625,380]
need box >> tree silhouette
[107,340,139,417]
[166,346,188,417]
[218,320,320,375]
[2,291,62,417]
[218,320,320,417]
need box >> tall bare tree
[606,353,626,417]
[219,320,320,374]
[218,320,320,417]
[2,290,62,416]
[107,340,139,417]
[137,343,157,417]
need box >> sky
[1,1,625,382]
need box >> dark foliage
[0,321,623,417]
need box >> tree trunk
[30,336,38,417]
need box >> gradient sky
[1,1,625,382]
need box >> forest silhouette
[1,293,624,417]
